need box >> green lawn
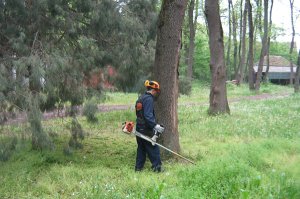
[0,84,299,198]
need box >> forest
[0,0,300,198]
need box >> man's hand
[154,124,164,133]
[151,135,159,145]
[151,124,164,145]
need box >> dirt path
[2,92,291,125]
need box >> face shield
[153,89,160,99]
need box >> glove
[153,124,164,134]
[151,124,164,145]
[151,134,159,145]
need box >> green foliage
[180,23,210,82]
[179,149,299,198]
[269,42,298,63]
[139,181,165,199]
[179,76,192,95]
[68,117,84,152]
[28,95,53,151]
[83,100,98,123]
[194,25,210,81]
[0,137,17,162]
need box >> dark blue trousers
[135,136,162,171]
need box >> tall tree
[231,2,238,79]
[153,0,188,155]
[247,0,255,90]
[237,1,248,84]
[0,0,160,150]
[263,0,274,82]
[205,0,230,115]
[186,0,199,80]
[254,0,263,38]
[289,0,295,85]
[235,0,244,80]
[253,0,262,61]
[295,50,300,92]
[255,0,268,91]
[226,0,233,78]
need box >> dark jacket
[135,92,156,136]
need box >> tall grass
[0,85,299,198]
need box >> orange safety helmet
[144,80,160,90]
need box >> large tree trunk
[153,0,188,156]
[295,49,300,92]
[255,0,268,91]
[205,0,230,115]
[186,0,199,80]
[247,0,255,90]
[289,0,295,85]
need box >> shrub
[83,100,98,123]
[0,137,17,161]
[179,77,192,96]
[68,117,84,151]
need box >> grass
[0,84,299,198]
[100,81,294,105]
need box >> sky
[220,0,300,51]
[272,0,300,51]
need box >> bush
[0,137,17,161]
[68,117,84,151]
[82,100,98,123]
[179,77,192,95]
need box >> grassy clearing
[101,82,293,105]
[0,85,299,198]
[179,82,294,104]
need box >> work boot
[152,165,163,173]
[135,167,143,172]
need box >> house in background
[253,55,298,84]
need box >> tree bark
[153,0,188,156]
[235,0,244,80]
[253,0,262,62]
[186,0,199,81]
[255,0,263,39]
[238,2,247,84]
[295,49,300,92]
[231,2,238,79]
[264,0,273,82]
[255,0,268,91]
[226,0,232,79]
[205,0,230,115]
[247,0,255,90]
[289,0,295,85]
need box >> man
[135,80,165,172]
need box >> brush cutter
[122,121,195,165]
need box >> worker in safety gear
[135,80,165,172]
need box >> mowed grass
[101,81,293,105]
[0,84,299,198]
